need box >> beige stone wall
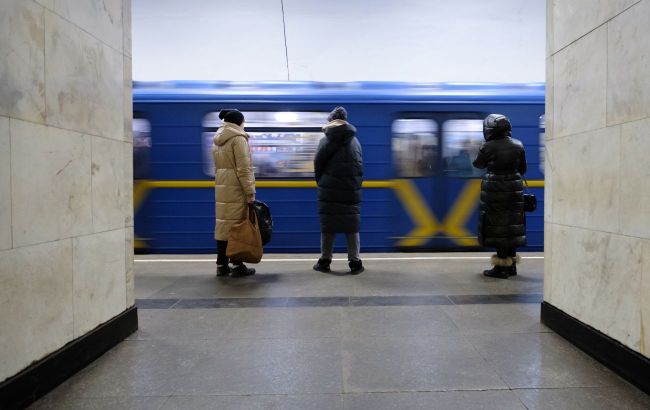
[545,0,650,356]
[0,0,133,381]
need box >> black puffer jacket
[314,120,363,233]
[473,133,527,249]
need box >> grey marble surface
[29,253,649,409]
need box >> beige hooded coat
[212,122,256,241]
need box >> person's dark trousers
[496,247,516,259]
[216,240,242,266]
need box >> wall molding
[541,301,649,394]
[0,306,138,410]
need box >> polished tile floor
[31,253,649,409]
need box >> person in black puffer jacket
[313,107,364,274]
[473,114,527,279]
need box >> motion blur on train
[132,81,545,253]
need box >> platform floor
[31,253,649,409]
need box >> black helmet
[483,114,512,140]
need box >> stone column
[0,0,134,382]
[544,0,649,358]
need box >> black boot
[510,254,520,276]
[483,266,511,279]
[231,264,256,277]
[216,265,231,277]
[313,258,331,273]
[349,260,364,275]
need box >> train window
[442,119,484,178]
[202,111,329,178]
[391,119,438,177]
[203,111,329,128]
[539,114,545,174]
[133,118,152,180]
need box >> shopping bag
[253,200,273,245]
[226,204,263,263]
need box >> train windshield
[202,111,329,178]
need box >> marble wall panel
[11,119,92,247]
[92,137,130,232]
[553,26,607,139]
[551,126,620,233]
[34,0,54,10]
[543,222,553,301]
[125,227,134,307]
[543,138,554,223]
[551,0,639,53]
[0,0,46,124]
[124,57,133,143]
[544,57,554,141]
[123,141,134,228]
[607,0,650,125]
[73,229,127,337]
[0,117,11,250]
[45,11,124,141]
[642,240,650,356]
[123,0,132,57]
[53,0,123,51]
[546,0,554,57]
[620,118,650,239]
[549,225,642,353]
[0,240,74,381]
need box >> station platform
[30,253,649,409]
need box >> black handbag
[524,193,537,212]
[252,200,273,245]
[523,178,537,213]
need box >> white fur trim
[490,254,513,267]
[512,254,522,264]
[322,119,348,130]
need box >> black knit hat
[328,106,347,122]
[218,109,245,126]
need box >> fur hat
[219,109,244,126]
[328,106,348,122]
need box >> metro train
[132,81,545,253]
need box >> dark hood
[484,130,511,141]
[323,120,356,144]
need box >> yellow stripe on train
[133,179,544,248]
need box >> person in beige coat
[213,109,256,277]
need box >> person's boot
[216,264,231,277]
[510,254,521,276]
[313,258,331,273]
[483,255,512,279]
[231,264,256,277]
[483,265,511,279]
[349,260,364,275]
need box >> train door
[440,116,486,248]
[391,117,446,249]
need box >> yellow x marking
[393,180,481,247]
[133,178,544,248]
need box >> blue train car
[132,81,545,253]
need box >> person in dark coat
[313,107,364,274]
[473,114,527,279]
